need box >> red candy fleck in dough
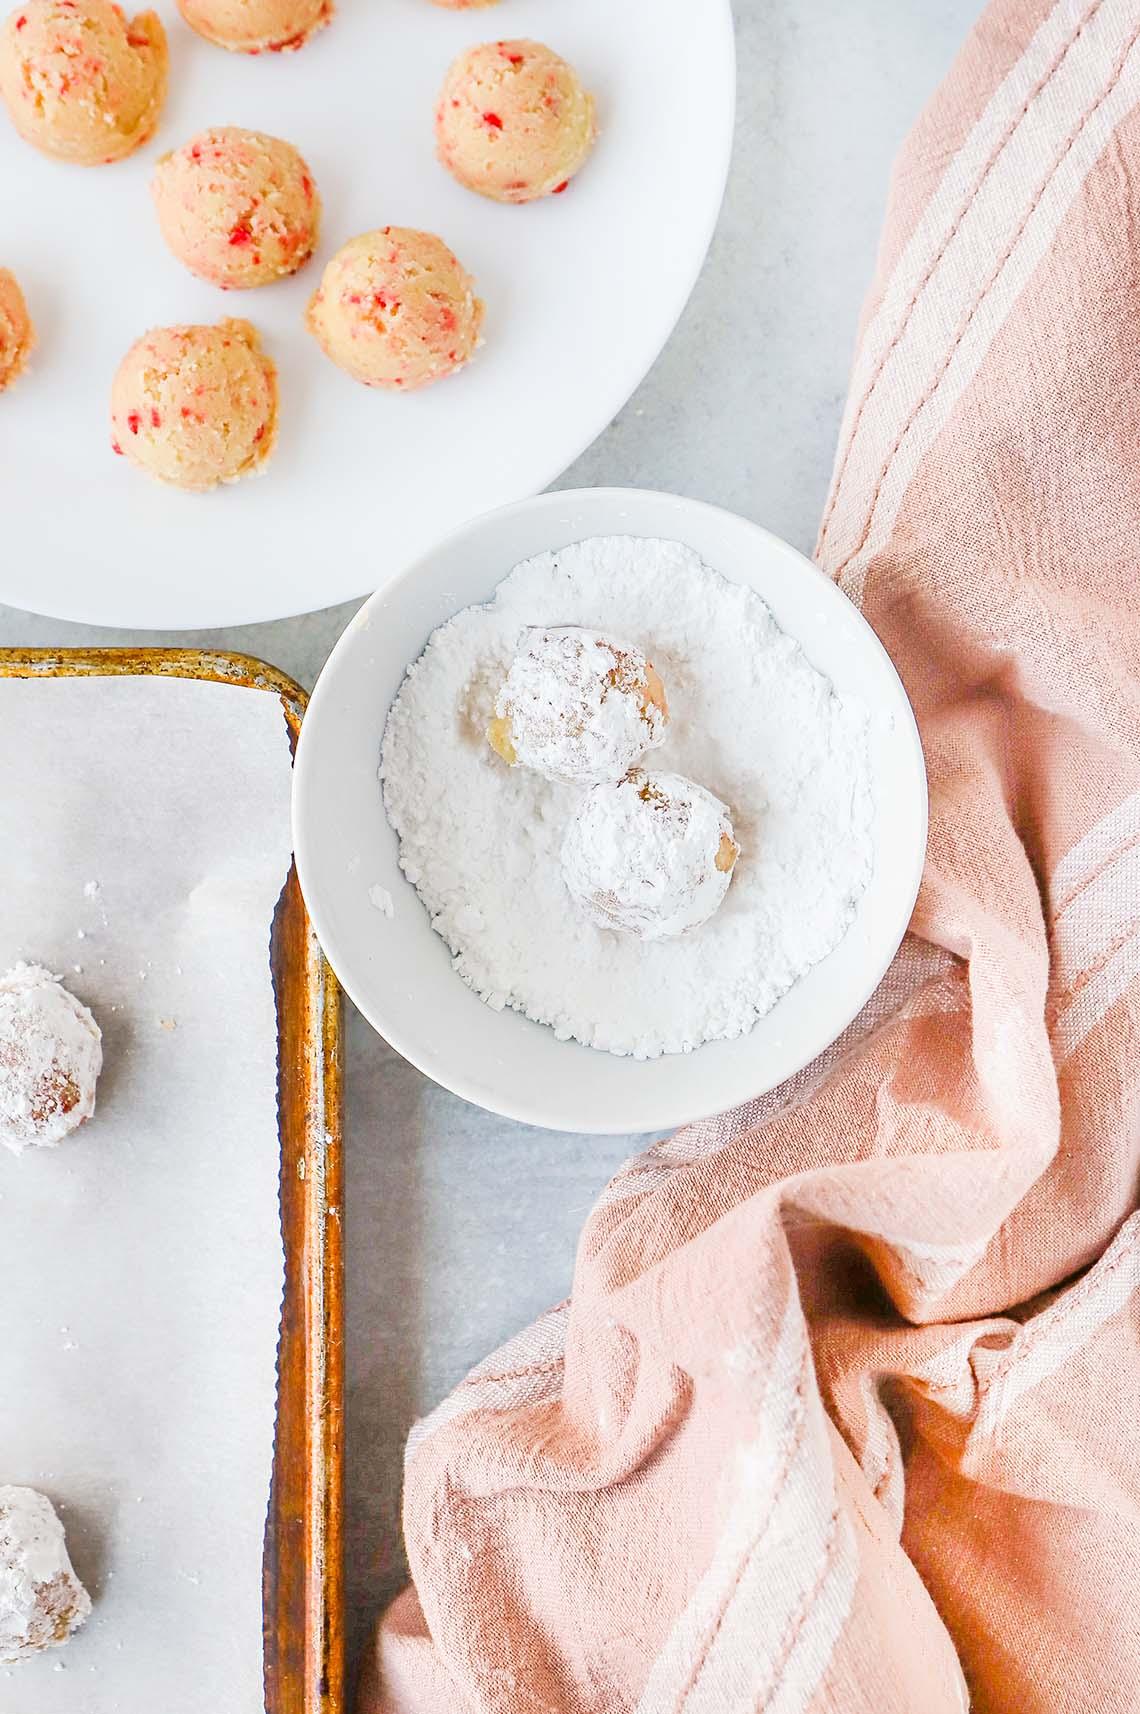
[0,0,168,166]
[306,226,483,392]
[152,127,321,290]
[435,38,596,204]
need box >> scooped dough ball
[153,128,321,290]
[306,227,483,391]
[177,0,331,52]
[0,0,167,166]
[435,39,596,204]
[0,964,102,1156]
[562,770,740,941]
[429,0,499,8]
[0,270,33,391]
[0,1488,91,1663]
[488,627,668,784]
[110,319,278,491]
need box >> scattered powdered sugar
[368,884,395,918]
[380,536,875,1058]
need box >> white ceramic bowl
[293,489,927,1135]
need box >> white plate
[0,0,734,629]
[292,488,928,1135]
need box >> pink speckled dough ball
[306,227,483,391]
[153,128,321,290]
[0,0,167,165]
[177,0,331,53]
[435,38,596,204]
[0,270,33,392]
[111,319,278,491]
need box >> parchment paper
[0,676,295,1713]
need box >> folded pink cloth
[361,3,1140,1708]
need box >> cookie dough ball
[0,270,33,391]
[488,627,668,784]
[0,965,102,1156]
[435,39,596,204]
[0,1488,91,1663]
[0,0,167,165]
[429,0,499,8]
[153,128,321,290]
[177,0,331,53]
[306,227,483,391]
[110,319,278,491]
[562,770,740,941]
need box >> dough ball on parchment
[0,963,102,1156]
[0,1487,92,1663]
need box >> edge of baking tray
[0,647,345,1714]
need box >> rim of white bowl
[293,487,929,1134]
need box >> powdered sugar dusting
[562,770,736,940]
[0,964,103,1155]
[0,1486,91,1663]
[494,627,667,782]
[380,536,875,1058]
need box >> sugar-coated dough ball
[429,0,499,8]
[0,0,167,165]
[0,964,102,1156]
[488,627,668,784]
[435,39,596,204]
[110,319,278,491]
[153,128,321,290]
[0,270,33,391]
[306,227,483,391]
[562,770,740,941]
[0,1487,91,1663]
[177,0,331,53]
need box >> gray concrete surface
[0,1,978,1687]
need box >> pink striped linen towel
[360,2,1140,1708]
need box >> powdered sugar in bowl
[294,489,927,1134]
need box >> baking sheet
[0,676,295,1712]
